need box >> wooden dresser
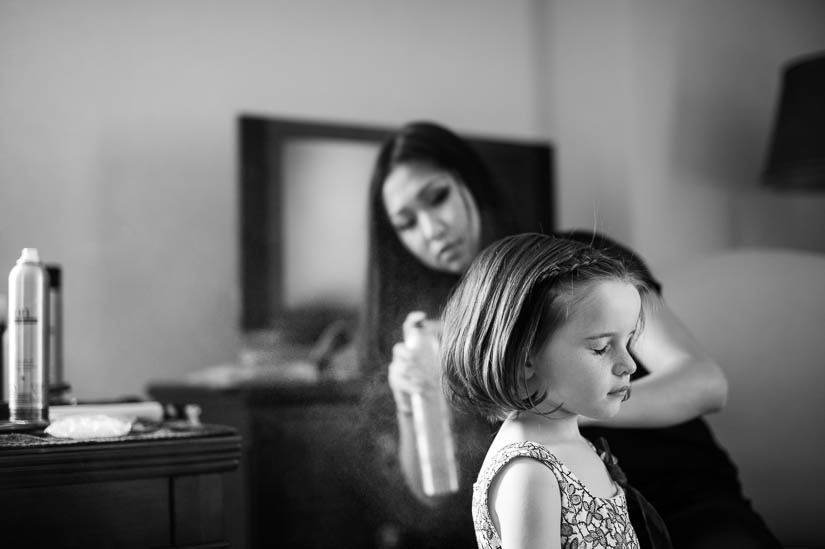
[147,378,373,549]
[0,422,241,548]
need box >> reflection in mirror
[239,116,390,351]
[281,139,377,312]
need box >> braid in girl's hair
[537,248,603,282]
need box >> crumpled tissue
[45,414,134,439]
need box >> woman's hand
[388,311,440,414]
[390,312,445,504]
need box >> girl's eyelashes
[591,343,610,356]
[592,330,636,356]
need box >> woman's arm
[490,457,562,549]
[584,292,728,428]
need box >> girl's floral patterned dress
[472,441,640,549]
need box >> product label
[11,308,44,407]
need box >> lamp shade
[762,52,825,189]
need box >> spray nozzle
[18,248,41,264]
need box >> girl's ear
[519,357,540,400]
[523,359,536,381]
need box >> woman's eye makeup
[426,186,450,207]
[414,181,451,209]
[389,184,450,232]
[392,215,416,232]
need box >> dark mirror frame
[238,114,555,332]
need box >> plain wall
[2,0,825,399]
[661,248,825,545]
[546,0,825,275]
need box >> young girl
[441,233,657,549]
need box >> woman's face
[382,161,481,274]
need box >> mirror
[238,115,555,335]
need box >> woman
[356,121,510,548]
[356,120,779,548]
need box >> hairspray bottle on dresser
[7,248,49,424]
[404,315,459,496]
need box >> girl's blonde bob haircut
[440,233,650,422]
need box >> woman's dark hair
[441,233,650,423]
[359,121,515,374]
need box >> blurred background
[1,0,824,399]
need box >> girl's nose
[613,348,637,377]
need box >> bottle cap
[18,248,41,264]
[403,311,428,349]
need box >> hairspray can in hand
[404,315,459,496]
[7,248,49,423]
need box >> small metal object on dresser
[46,264,71,403]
